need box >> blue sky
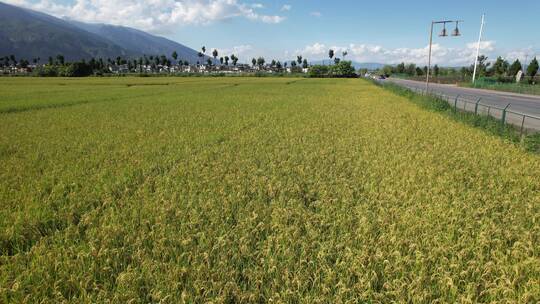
[7,0,540,65]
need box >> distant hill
[66,20,207,63]
[0,1,206,63]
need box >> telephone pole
[472,14,485,83]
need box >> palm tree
[197,52,204,65]
[342,51,348,60]
[297,56,302,66]
[252,58,257,67]
[224,56,229,66]
[328,50,334,65]
[57,55,65,65]
[201,46,207,66]
[220,57,224,65]
[212,49,218,63]
[302,59,308,69]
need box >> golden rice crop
[0,77,539,303]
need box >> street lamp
[426,20,463,90]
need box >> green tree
[257,57,265,67]
[331,61,356,77]
[433,64,440,77]
[172,51,178,61]
[302,59,308,69]
[328,49,334,65]
[508,59,522,77]
[382,65,393,76]
[297,56,302,65]
[334,58,340,64]
[471,55,490,77]
[252,58,257,67]
[308,65,329,77]
[490,56,509,76]
[206,58,212,66]
[57,54,65,65]
[342,51,348,60]
[212,49,218,62]
[405,63,416,76]
[197,52,204,65]
[220,57,224,65]
[224,56,229,66]
[415,67,424,76]
[396,62,405,74]
[527,57,539,77]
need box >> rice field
[1,77,539,303]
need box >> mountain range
[0,1,207,63]
[0,1,386,68]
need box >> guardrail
[400,86,540,136]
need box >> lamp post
[426,20,462,91]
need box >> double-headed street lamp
[426,20,462,90]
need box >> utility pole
[426,22,435,91]
[472,14,485,83]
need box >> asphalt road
[386,78,540,131]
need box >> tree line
[379,55,539,82]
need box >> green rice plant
[376,81,540,153]
[1,77,539,303]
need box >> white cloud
[310,11,321,17]
[300,43,326,56]
[504,48,539,63]
[280,4,291,11]
[292,41,517,66]
[260,15,285,24]
[212,45,253,57]
[5,0,286,33]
